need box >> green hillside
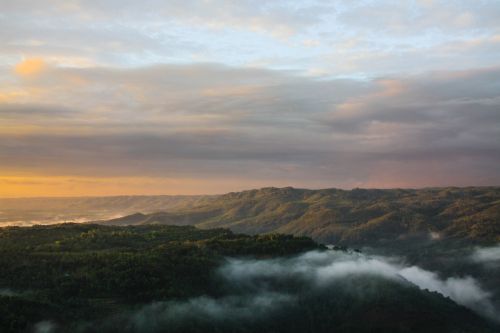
[101,187,500,245]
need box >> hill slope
[101,187,500,245]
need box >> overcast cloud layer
[1,0,499,195]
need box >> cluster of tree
[1,223,498,332]
[0,223,319,332]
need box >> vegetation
[101,187,500,245]
[0,223,498,332]
[3,187,499,246]
[1,188,500,332]
[0,223,318,332]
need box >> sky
[1,0,499,196]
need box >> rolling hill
[100,187,500,246]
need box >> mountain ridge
[96,186,500,245]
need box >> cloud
[0,64,499,192]
[471,245,500,263]
[1,0,332,38]
[14,58,47,76]
[130,292,294,331]
[33,321,57,333]
[220,250,497,320]
[399,266,497,318]
[1,1,499,76]
[0,288,20,297]
[336,1,496,34]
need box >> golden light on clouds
[0,90,26,103]
[0,176,208,197]
[14,58,47,76]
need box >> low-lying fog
[0,213,126,227]
[471,245,500,264]
[36,248,500,333]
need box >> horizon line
[1,185,499,200]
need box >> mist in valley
[35,248,499,333]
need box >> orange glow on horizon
[0,176,304,198]
[0,176,214,197]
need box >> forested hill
[0,224,320,332]
[2,187,499,245]
[0,223,497,333]
[101,187,500,245]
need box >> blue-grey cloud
[1,64,499,188]
[1,0,499,75]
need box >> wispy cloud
[1,1,499,75]
[471,245,500,264]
